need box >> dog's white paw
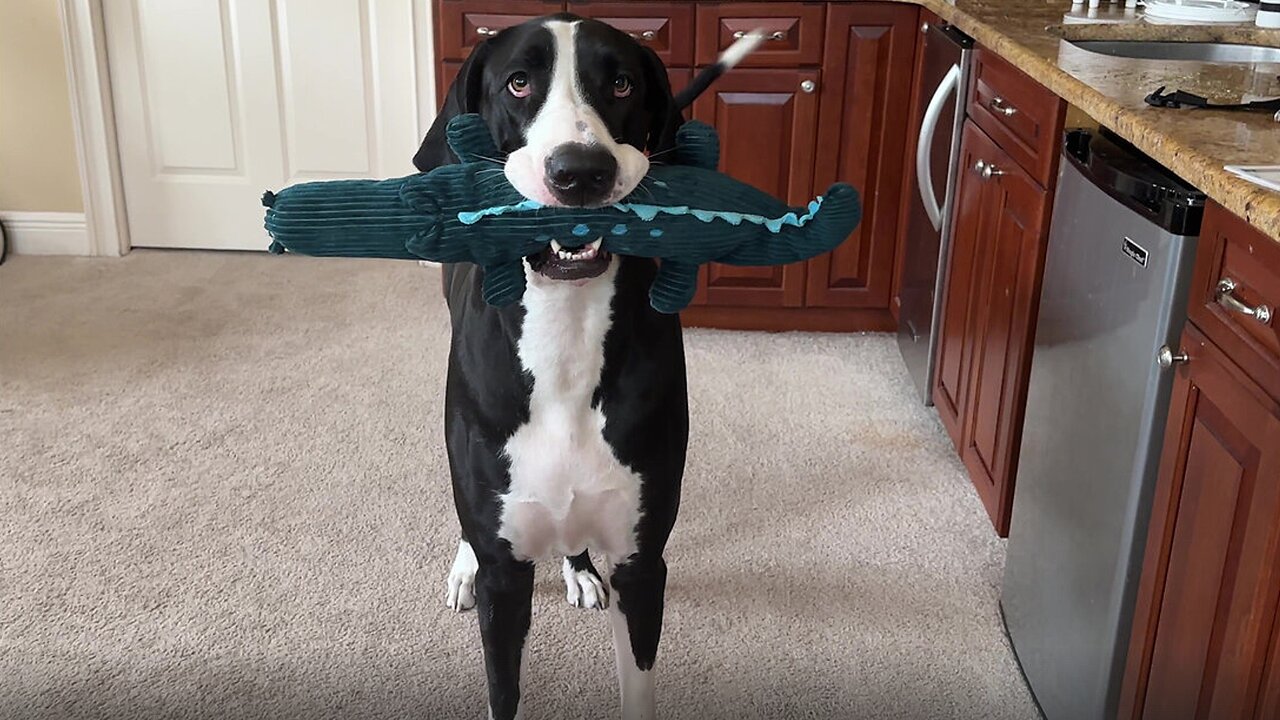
[562,557,609,610]
[446,540,478,612]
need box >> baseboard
[0,211,91,255]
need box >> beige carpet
[0,251,1038,719]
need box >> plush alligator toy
[263,113,861,313]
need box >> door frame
[58,0,127,256]
[57,0,439,256]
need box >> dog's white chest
[498,264,642,562]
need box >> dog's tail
[673,30,766,110]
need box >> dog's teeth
[550,240,564,252]
[588,238,603,251]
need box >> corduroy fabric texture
[263,115,861,313]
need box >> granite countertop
[902,0,1280,242]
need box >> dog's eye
[612,75,633,98]
[507,72,531,98]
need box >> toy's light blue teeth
[549,237,604,261]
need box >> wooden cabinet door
[1119,326,1280,720]
[691,68,818,308]
[932,120,1049,536]
[932,121,991,448]
[807,2,918,309]
[666,67,692,98]
[957,128,1049,537]
[436,61,462,107]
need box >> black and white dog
[412,15,761,720]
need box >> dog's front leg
[474,554,535,720]
[608,555,668,720]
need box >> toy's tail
[673,30,766,110]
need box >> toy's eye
[613,75,633,98]
[507,72,531,98]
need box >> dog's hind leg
[562,552,609,610]
[475,552,535,720]
[445,538,478,612]
[608,555,667,720]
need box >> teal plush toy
[263,113,861,313]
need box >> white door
[104,0,435,250]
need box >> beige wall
[0,0,83,213]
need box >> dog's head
[414,14,683,281]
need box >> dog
[412,15,762,719]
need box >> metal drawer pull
[475,26,500,37]
[628,30,657,41]
[800,79,816,93]
[1157,345,1190,368]
[1216,277,1273,325]
[974,159,1005,180]
[989,96,1018,117]
[734,30,788,41]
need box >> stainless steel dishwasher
[1001,128,1205,720]
[896,21,973,404]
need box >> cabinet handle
[989,96,1018,117]
[800,79,816,93]
[1216,277,1273,325]
[974,159,1005,180]
[921,22,931,33]
[734,30,788,41]
[1157,345,1190,368]
[475,26,500,37]
[628,30,657,41]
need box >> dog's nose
[544,143,618,206]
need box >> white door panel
[137,0,239,172]
[277,0,373,178]
[106,0,429,250]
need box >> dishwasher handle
[916,64,961,232]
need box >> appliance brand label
[1122,237,1148,268]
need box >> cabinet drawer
[438,0,562,61]
[569,2,694,67]
[695,3,825,67]
[1188,202,1280,399]
[967,46,1064,186]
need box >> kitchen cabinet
[571,2,695,67]
[437,0,561,59]
[694,2,826,68]
[806,3,918,311]
[931,47,1062,536]
[689,68,818,308]
[933,120,1051,537]
[1119,204,1280,720]
[683,2,918,330]
[433,0,918,332]
[966,46,1064,187]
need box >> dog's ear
[639,46,684,156]
[412,41,492,172]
